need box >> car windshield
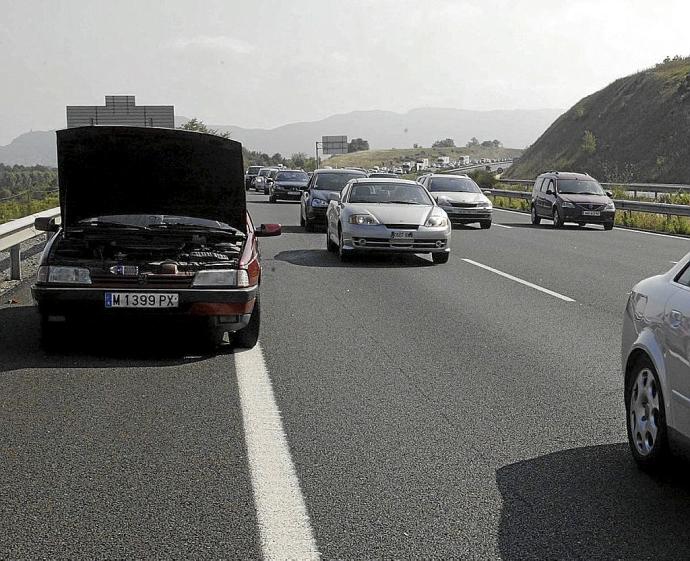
[314,172,366,190]
[557,179,606,195]
[259,169,273,177]
[277,171,308,182]
[429,177,482,193]
[348,182,433,205]
[247,166,262,174]
[369,173,398,178]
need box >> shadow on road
[250,200,301,205]
[279,225,321,234]
[497,443,690,559]
[500,223,604,231]
[0,304,214,372]
[274,249,434,268]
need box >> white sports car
[325,178,451,264]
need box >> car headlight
[477,201,493,209]
[436,196,452,206]
[348,214,380,225]
[561,201,575,208]
[38,265,92,285]
[605,202,615,210]
[311,198,329,208]
[192,269,250,288]
[425,215,448,227]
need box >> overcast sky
[1,0,688,144]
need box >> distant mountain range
[0,107,562,166]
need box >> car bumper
[306,207,328,223]
[273,189,304,200]
[441,206,492,223]
[32,285,258,331]
[342,224,451,253]
[562,208,615,223]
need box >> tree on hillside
[179,118,231,138]
[492,139,502,148]
[466,137,479,147]
[581,130,597,155]
[348,138,370,153]
[481,140,493,148]
[432,138,455,148]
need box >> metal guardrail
[499,178,690,196]
[486,189,690,218]
[0,206,59,280]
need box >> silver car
[325,178,451,264]
[418,174,493,229]
[622,253,690,469]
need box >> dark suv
[530,171,615,230]
[300,169,367,231]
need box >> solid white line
[493,223,513,229]
[235,343,320,560]
[492,208,530,217]
[462,258,576,302]
[613,226,689,241]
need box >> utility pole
[315,141,322,169]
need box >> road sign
[322,135,348,155]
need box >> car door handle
[671,310,683,328]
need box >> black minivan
[530,171,616,230]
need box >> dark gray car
[300,169,367,231]
[530,171,615,230]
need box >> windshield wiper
[147,223,245,237]
[78,220,149,231]
[387,200,424,205]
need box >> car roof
[350,178,420,185]
[313,168,367,174]
[538,171,593,180]
[426,174,471,179]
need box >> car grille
[384,224,419,230]
[575,203,606,211]
[449,202,478,208]
[355,238,446,249]
[90,273,194,289]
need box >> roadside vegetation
[0,164,59,224]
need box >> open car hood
[57,126,247,232]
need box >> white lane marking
[493,223,513,229]
[671,261,679,264]
[235,343,320,560]
[492,208,530,217]
[613,227,690,241]
[462,258,576,302]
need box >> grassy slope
[323,146,522,169]
[508,58,690,182]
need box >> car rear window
[314,172,366,190]
[248,166,262,174]
[277,171,308,182]
[428,177,481,193]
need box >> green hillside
[508,57,690,182]
[324,146,522,169]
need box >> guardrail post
[10,244,21,281]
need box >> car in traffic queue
[268,169,309,203]
[418,173,493,229]
[622,252,690,470]
[32,126,282,350]
[244,165,262,191]
[300,168,367,231]
[253,166,278,192]
[530,171,616,229]
[263,168,280,195]
[326,178,451,264]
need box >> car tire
[604,222,614,231]
[305,218,315,232]
[552,207,563,229]
[432,252,450,264]
[326,228,337,252]
[625,355,670,471]
[480,220,492,229]
[269,195,276,204]
[531,205,541,225]
[234,295,260,349]
[577,222,586,227]
[300,212,305,227]
[338,228,352,262]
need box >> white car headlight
[605,202,615,210]
[311,197,329,208]
[425,214,448,227]
[192,269,250,288]
[477,201,493,209]
[561,201,575,208]
[436,196,452,206]
[38,266,92,284]
[348,214,380,225]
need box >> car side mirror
[546,189,554,196]
[35,216,59,233]
[605,190,613,198]
[327,192,341,202]
[484,190,492,196]
[256,223,282,237]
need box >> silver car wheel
[629,368,660,456]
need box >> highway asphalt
[2,193,690,559]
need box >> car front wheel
[604,222,614,231]
[338,228,352,262]
[234,295,260,349]
[626,356,669,471]
[432,252,449,264]
[552,207,563,228]
[531,205,541,225]
[480,220,491,229]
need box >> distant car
[245,165,262,191]
[268,169,309,202]
[326,178,451,264]
[369,172,398,178]
[418,174,492,229]
[300,169,367,231]
[32,126,282,350]
[393,167,404,174]
[254,167,278,192]
[263,169,280,194]
[622,254,690,469]
[530,171,615,230]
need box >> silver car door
[664,269,690,434]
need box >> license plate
[391,231,414,240]
[105,292,179,308]
[582,210,600,216]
